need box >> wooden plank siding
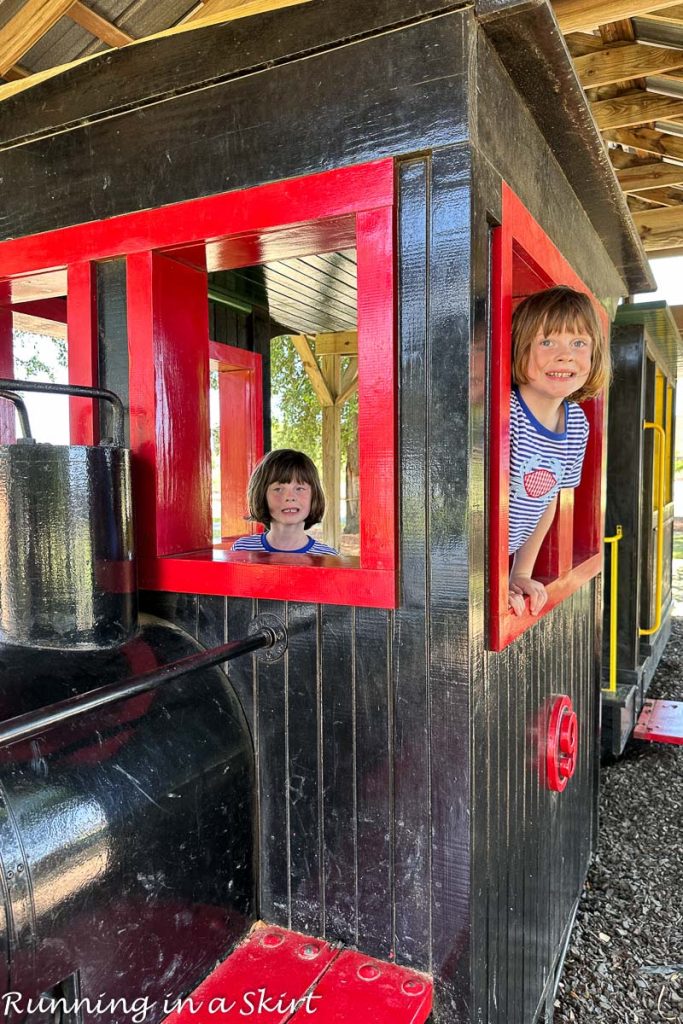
[0,6,616,1021]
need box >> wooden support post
[321,354,341,551]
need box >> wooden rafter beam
[2,64,30,81]
[576,43,683,89]
[604,125,683,159]
[289,335,334,407]
[632,203,683,248]
[314,331,358,356]
[644,4,683,26]
[565,32,608,57]
[553,0,683,34]
[616,160,683,190]
[67,1,134,47]
[336,359,358,407]
[592,91,683,129]
[186,0,301,23]
[636,186,683,204]
[0,0,77,77]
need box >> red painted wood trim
[0,160,394,277]
[67,262,98,444]
[209,341,260,369]
[357,205,397,570]
[139,555,396,609]
[127,251,159,559]
[489,183,608,651]
[10,297,67,324]
[1,160,398,608]
[499,553,602,648]
[153,252,212,556]
[210,341,263,538]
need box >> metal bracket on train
[249,614,287,663]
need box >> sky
[635,256,683,307]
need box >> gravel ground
[554,616,683,1023]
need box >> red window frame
[0,160,398,609]
[209,341,264,541]
[489,184,608,651]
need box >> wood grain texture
[633,203,683,247]
[617,159,683,191]
[603,125,683,160]
[552,0,683,33]
[68,1,135,46]
[592,90,683,129]
[0,0,76,76]
[576,42,683,88]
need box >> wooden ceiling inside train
[2,0,683,274]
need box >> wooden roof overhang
[0,0,669,294]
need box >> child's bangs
[540,307,593,341]
[266,452,317,487]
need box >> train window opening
[489,184,607,651]
[0,269,69,444]
[270,325,360,559]
[122,162,396,606]
[0,162,397,606]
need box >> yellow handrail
[639,421,666,637]
[603,525,623,694]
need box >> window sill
[493,552,602,649]
[139,547,395,608]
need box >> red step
[633,699,683,745]
[161,923,433,1024]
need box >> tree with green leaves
[270,335,359,532]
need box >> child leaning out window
[508,285,609,617]
[232,449,339,555]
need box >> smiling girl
[231,449,339,555]
[508,286,609,617]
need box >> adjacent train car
[0,2,656,1023]
[602,301,681,756]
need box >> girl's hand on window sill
[509,574,548,616]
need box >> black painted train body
[0,2,665,1023]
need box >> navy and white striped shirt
[509,388,589,555]
[232,533,339,556]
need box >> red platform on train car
[162,924,433,1024]
[633,699,683,745]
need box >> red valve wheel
[546,695,578,792]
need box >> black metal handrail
[0,378,125,446]
[0,618,287,747]
[0,390,32,439]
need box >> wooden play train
[0,2,677,1023]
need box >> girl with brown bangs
[508,285,609,617]
[232,449,339,555]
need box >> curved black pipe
[0,390,32,439]
[0,378,125,446]
[0,621,285,747]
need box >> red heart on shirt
[524,467,557,498]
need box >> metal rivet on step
[357,963,381,981]
[298,943,321,959]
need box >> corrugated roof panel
[1,0,199,76]
[23,20,106,73]
[0,0,28,33]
